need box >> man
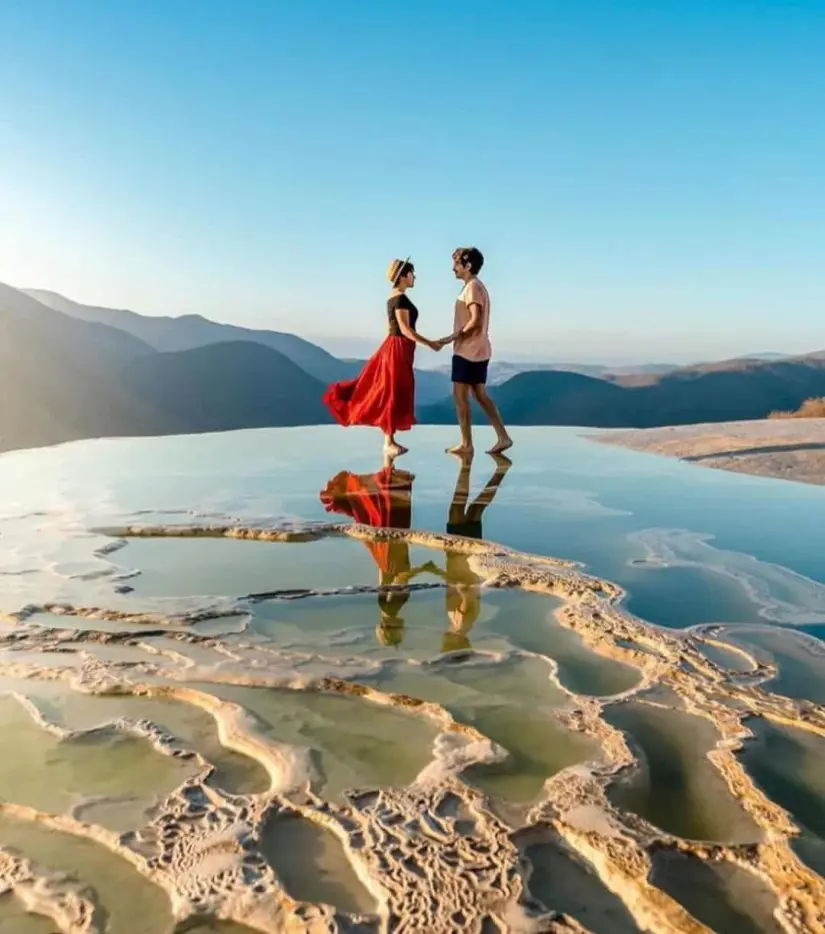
[425,452,512,651]
[439,247,513,455]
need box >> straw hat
[387,256,411,284]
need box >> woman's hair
[452,247,484,275]
[387,257,414,284]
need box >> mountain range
[431,353,792,387]
[25,289,452,405]
[0,284,331,451]
[432,360,680,386]
[421,355,825,426]
[25,288,355,384]
[3,281,825,453]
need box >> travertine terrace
[0,518,824,932]
[593,418,825,486]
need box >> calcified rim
[5,518,825,932]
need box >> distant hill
[613,353,817,387]
[421,370,628,425]
[0,284,331,452]
[24,288,355,383]
[24,289,451,403]
[6,282,824,448]
[431,355,789,386]
[121,341,330,430]
[0,283,175,450]
[430,360,679,386]
[736,351,789,362]
[420,355,825,427]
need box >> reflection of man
[435,454,512,651]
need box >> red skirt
[323,336,416,435]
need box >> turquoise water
[2,425,825,929]
[604,701,760,843]
[3,425,825,631]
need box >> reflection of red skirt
[323,336,416,435]
[319,467,413,575]
[319,467,412,529]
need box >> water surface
[2,426,825,928]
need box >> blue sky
[1,0,823,363]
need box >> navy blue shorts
[446,520,483,539]
[451,354,489,385]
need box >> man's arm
[438,304,481,346]
[460,303,483,337]
[439,279,485,346]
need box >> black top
[387,293,419,337]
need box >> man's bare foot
[384,442,408,457]
[446,444,474,457]
[487,437,513,455]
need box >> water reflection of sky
[2,425,825,633]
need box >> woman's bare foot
[446,444,474,457]
[384,442,408,457]
[487,437,513,455]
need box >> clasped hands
[429,335,455,352]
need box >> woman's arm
[394,308,439,350]
[392,565,429,585]
[393,560,445,584]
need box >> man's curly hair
[452,247,484,275]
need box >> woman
[319,459,436,647]
[323,258,441,457]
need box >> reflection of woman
[322,258,442,458]
[432,454,512,651]
[319,460,433,646]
